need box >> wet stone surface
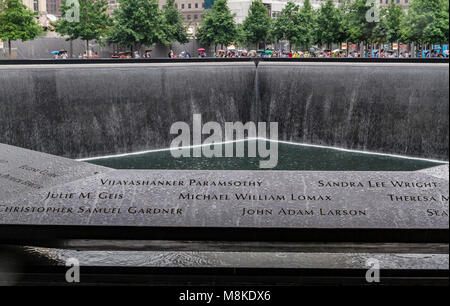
[0,144,448,237]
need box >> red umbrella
[197,48,206,52]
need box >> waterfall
[0,62,448,160]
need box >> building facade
[108,0,120,14]
[379,0,410,10]
[159,0,206,25]
[22,0,48,26]
[46,0,62,16]
[23,0,47,13]
[229,0,410,25]
[229,0,323,25]
[18,0,411,28]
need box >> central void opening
[84,139,445,171]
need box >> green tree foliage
[235,23,246,47]
[242,0,272,48]
[162,0,189,47]
[198,0,237,49]
[347,0,376,45]
[109,0,165,49]
[401,0,449,45]
[272,1,301,50]
[54,0,111,54]
[315,0,346,48]
[296,0,316,49]
[384,3,405,43]
[337,0,352,44]
[372,7,389,45]
[0,0,42,57]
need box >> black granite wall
[0,62,448,160]
[256,63,449,160]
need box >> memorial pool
[85,140,445,171]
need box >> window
[181,4,185,9]
[195,3,198,8]
[33,0,39,11]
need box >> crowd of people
[199,48,449,59]
[111,50,153,59]
[165,46,448,59]
[51,46,449,60]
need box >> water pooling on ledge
[84,140,445,171]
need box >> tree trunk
[69,40,73,59]
[8,40,12,58]
[86,40,90,58]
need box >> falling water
[0,62,448,160]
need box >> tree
[0,0,42,57]
[54,0,111,56]
[296,0,316,50]
[198,0,237,50]
[242,0,272,49]
[315,0,346,49]
[401,0,449,48]
[162,0,189,48]
[272,1,301,51]
[109,0,165,50]
[235,23,247,47]
[372,7,389,47]
[347,0,378,56]
[384,3,405,44]
[371,3,404,56]
[338,0,352,52]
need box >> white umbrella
[47,14,58,22]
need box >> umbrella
[47,14,58,22]
[50,51,59,55]
[197,48,206,52]
[332,49,341,53]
